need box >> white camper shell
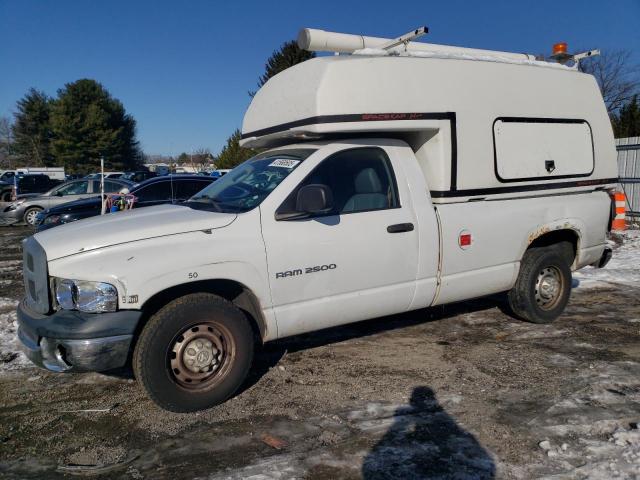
[17,30,619,413]
[241,54,617,202]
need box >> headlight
[55,278,118,313]
[6,199,25,210]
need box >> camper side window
[279,147,400,216]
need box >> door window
[55,181,89,196]
[134,181,173,202]
[103,180,127,193]
[175,180,209,201]
[278,147,400,217]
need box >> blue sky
[1,0,639,156]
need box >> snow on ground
[574,230,640,289]
[0,259,21,273]
[529,359,640,480]
[0,298,30,370]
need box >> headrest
[354,168,383,193]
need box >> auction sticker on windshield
[269,159,300,169]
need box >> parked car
[65,174,84,181]
[0,178,132,226]
[210,169,231,178]
[1,167,66,182]
[121,171,157,183]
[0,174,62,202]
[16,29,618,413]
[35,175,214,231]
[84,172,125,179]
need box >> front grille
[22,236,50,314]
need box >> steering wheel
[220,182,260,201]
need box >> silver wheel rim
[168,322,236,390]
[535,266,563,310]
[25,210,39,225]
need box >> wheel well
[527,229,579,266]
[136,280,267,343]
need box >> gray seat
[343,168,387,213]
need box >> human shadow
[362,386,495,479]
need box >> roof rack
[298,27,537,61]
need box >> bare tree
[579,49,640,116]
[189,148,214,171]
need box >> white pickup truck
[17,30,618,412]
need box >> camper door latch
[545,160,556,173]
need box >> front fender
[46,210,275,336]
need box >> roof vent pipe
[297,28,536,61]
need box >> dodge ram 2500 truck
[17,29,617,412]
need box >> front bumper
[17,300,142,372]
[0,208,23,225]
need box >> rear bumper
[594,246,613,269]
[17,300,142,372]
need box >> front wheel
[507,247,572,324]
[23,207,43,226]
[133,293,254,412]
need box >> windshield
[187,148,315,213]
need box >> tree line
[0,41,314,172]
[1,79,142,173]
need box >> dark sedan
[36,175,215,232]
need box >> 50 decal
[276,263,337,279]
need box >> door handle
[387,223,414,233]
[545,160,556,173]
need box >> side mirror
[296,184,333,214]
[275,184,334,221]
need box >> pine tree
[12,89,53,166]
[613,95,640,138]
[218,40,315,168]
[215,129,257,169]
[257,41,315,89]
[50,79,141,173]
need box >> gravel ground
[1,226,639,479]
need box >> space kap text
[276,263,338,279]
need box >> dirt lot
[1,226,640,479]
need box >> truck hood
[34,204,237,260]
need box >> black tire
[23,207,42,226]
[507,247,572,324]
[133,293,254,412]
[1,190,11,202]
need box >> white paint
[240,55,618,202]
[23,41,619,349]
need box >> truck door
[260,144,426,338]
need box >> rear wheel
[1,191,11,202]
[23,207,42,226]
[507,247,572,324]
[133,293,254,412]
